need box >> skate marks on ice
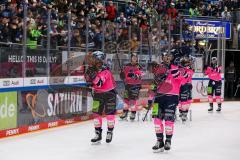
[174,102,240,160]
[82,101,239,160]
[89,102,240,160]
[0,102,240,160]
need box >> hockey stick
[142,24,155,122]
[115,49,123,71]
[203,43,212,71]
[142,97,154,121]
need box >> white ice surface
[0,102,240,160]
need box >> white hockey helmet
[92,51,106,61]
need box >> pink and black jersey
[123,63,143,85]
[157,64,187,96]
[85,65,116,93]
[205,66,222,81]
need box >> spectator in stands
[0,0,238,51]
[105,1,117,22]
[96,6,106,21]
[202,3,213,16]
[71,28,82,47]
[224,0,235,11]
[1,2,13,18]
[221,6,232,21]
[95,0,105,18]
[116,12,127,28]
[131,17,140,34]
[0,16,10,42]
[93,27,103,49]
[159,34,168,51]
[88,7,97,21]
[8,16,22,43]
[27,22,43,49]
[49,20,61,48]
[125,1,136,18]
[139,14,149,30]
[167,3,177,20]
[74,0,88,18]
[130,34,139,53]
[185,0,193,12]
[155,0,167,14]
[189,5,200,18]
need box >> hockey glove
[86,67,97,80]
[148,99,153,107]
[127,72,135,78]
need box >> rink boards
[191,73,224,102]
[0,73,224,138]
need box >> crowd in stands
[0,0,239,51]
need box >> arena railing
[0,4,234,80]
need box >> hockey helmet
[92,51,106,62]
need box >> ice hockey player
[84,51,117,144]
[178,56,194,122]
[147,61,162,107]
[205,56,222,112]
[147,56,169,111]
[119,54,143,121]
[151,51,188,152]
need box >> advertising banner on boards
[17,88,93,127]
[0,92,17,130]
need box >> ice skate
[216,107,221,112]
[152,140,164,153]
[120,110,128,121]
[216,104,221,112]
[181,112,188,123]
[106,131,113,143]
[91,129,102,144]
[179,112,183,118]
[208,103,213,112]
[130,111,136,121]
[208,107,213,112]
[164,140,171,151]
